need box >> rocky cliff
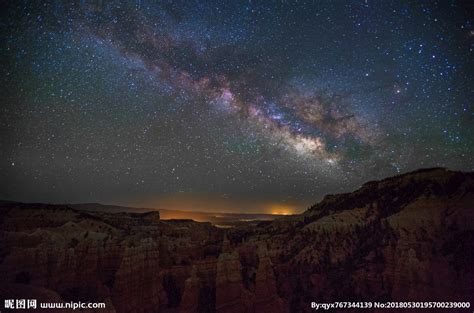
[1,168,472,312]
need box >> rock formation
[215,235,252,313]
[179,266,200,313]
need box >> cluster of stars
[0,1,472,212]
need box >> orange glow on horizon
[136,192,305,215]
[268,204,296,216]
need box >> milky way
[1,1,473,213]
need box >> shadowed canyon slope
[1,168,473,312]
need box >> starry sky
[1,1,473,214]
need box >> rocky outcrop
[179,266,200,313]
[254,244,286,313]
[112,239,164,313]
[215,236,252,313]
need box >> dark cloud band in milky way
[77,5,379,168]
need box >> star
[0,1,472,212]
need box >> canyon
[1,168,473,312]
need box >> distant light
[272,211,292,216]
[269,204,295,216]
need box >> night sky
[1,1,473,214]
